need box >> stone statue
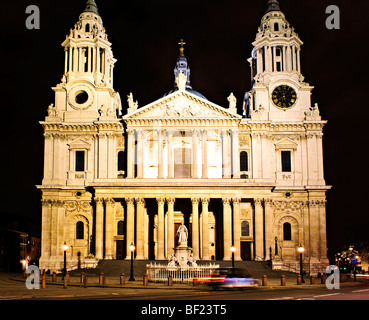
[127,92,138,112]
[176,223,188,245]
[227,93,237,111]
[176,71,187,90]
[47,103,57,117]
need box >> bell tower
[244,0,318,123]
[53,0,121,123]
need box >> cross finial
[178,39,186,55]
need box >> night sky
[1,0,368,262]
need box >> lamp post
[129,242,135,281]
[297,244,305,283]
[230,246,236,268]
[62,242,68,279]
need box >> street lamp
[230,246,236,268]
[129,242,135,281]
[297,244,305,283]
[62,242,69,279]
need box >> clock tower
[245,0,315,122]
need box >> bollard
[143,274,148,286]
[297,275,302,285]
[63,275,67,289]
[99,273,104,285]
[168,275,173,286]
[52,272,57,282]
[80,272,85,284]
[120,273,125,285]
[66,273,70,283]
[84,274,88,288]
[321,274,326,284]
[281,275,286,286]
[310,275,314,285]
[41,272,46,289]
[262,275,267,286]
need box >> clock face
[272,85,297,109]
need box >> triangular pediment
[274,138,298,150]
[123,90,242,121]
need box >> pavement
[0,270,364,298]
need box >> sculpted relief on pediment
[130,96,235,120]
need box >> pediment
[274,138,298,150]
[123,90,242,121]
[68,139,91,150]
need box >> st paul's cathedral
[37,0,331,275]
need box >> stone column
[64,48,68,74]
[95,197,104,259]
[201,198,210,260]
[309,200,320,262]
[264,198,273,260]
[166,197,175,257]
[254,198,264,260]
[167,130,174,179]
[319,200,328,261]
[157,130,164,179]
[41,200,51,259]
[105,198,115,259]
[231,129,240,179]
[136,130,144,178]
[125,198,135,260]
[50,201,59,257]
[191,129,198,178]
[191,198,200,260]
[136,197,146,259]
[201,130,208,179]
[127,129,134,178]
[156,197,165,260]
[233,198,242,261]
[222,198,232,260]
[221,129,231,178]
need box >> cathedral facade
[38,0,331,275]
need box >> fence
[146,262,219,283]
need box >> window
[240,151,248,172]
[241,221,250,237]
[76,221,84,239]
[274,22,279,32]
[75,151,85,171]
[117,151,125,171]
[283,222,292,241]
[117,221,124,235]
[281,151,291,172]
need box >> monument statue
[176,223,188,245]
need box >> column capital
[191,197,200,205]
[231,128,239,135]
[222,198,231,205]
[136,197,145,206]
[254,198,263,207]
[201,198,210,205]
[201,129,208,136]
[94,197,104,205]
[166,129,174,137]
[166,197,175,205]
[221,129,230,137]
[125,197,135,205]
[156,197,166,205]
[232,197,241,204]
[264,198,273,207]
[104,198,115,207]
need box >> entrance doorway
[116,240,125,260]
[241,242,251,261]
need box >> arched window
[117,221,124,235]
[85,23,90,32]
[283,222,292,241]
[274,22,279,32]
[76,221,84,239]
[240,151,248,172]
[241,221,250,237]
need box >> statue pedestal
[175,244,193,268]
